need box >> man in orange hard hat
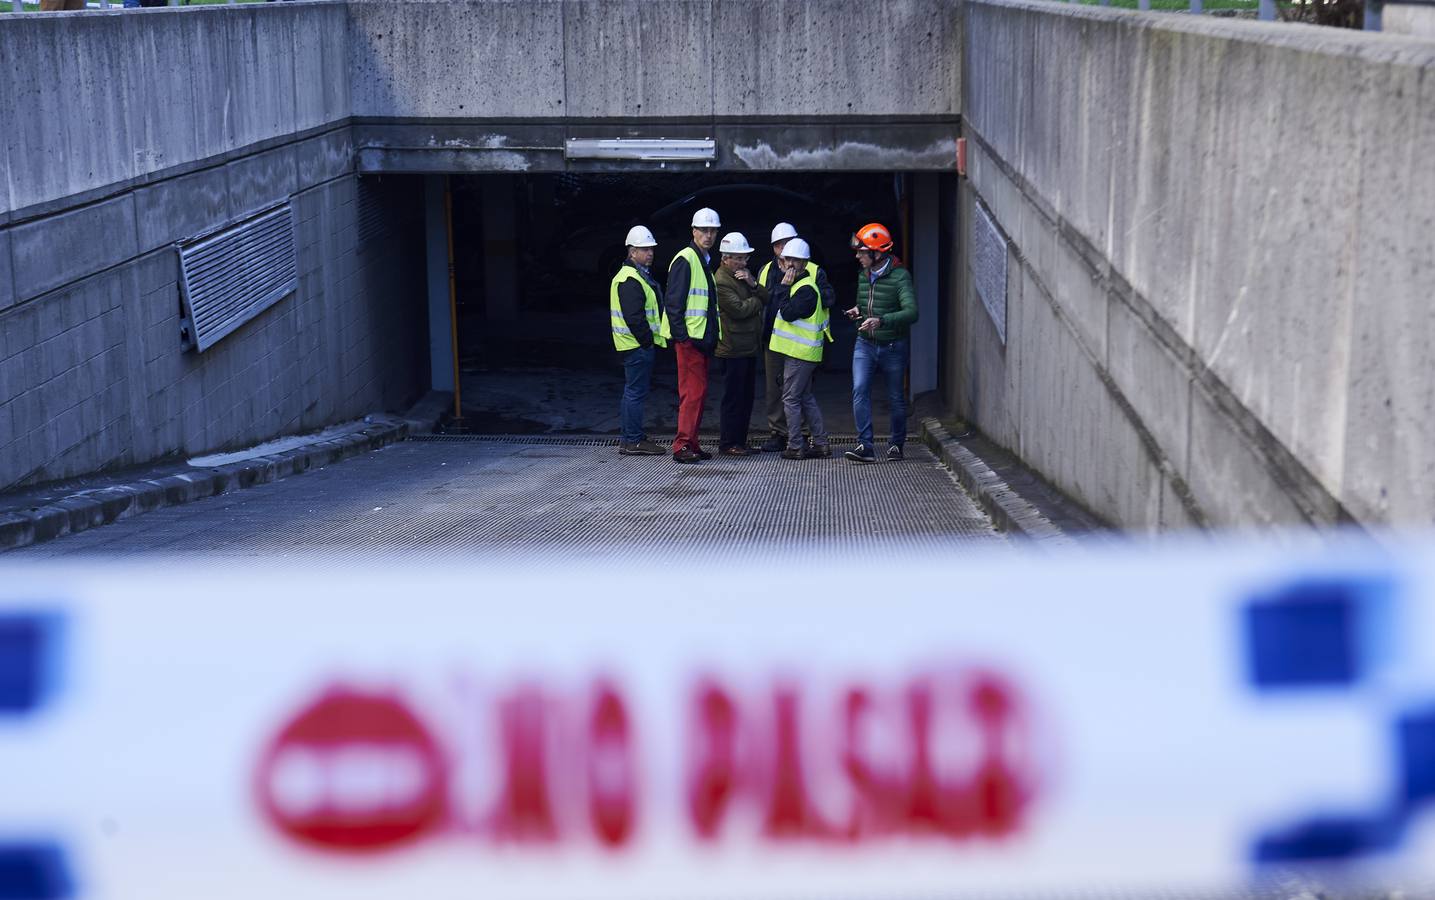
[843,222,918,464]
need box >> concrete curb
[919,418,1074,546]
[0,415,409,551]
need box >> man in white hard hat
[664,207,722,464]
[609,225,668,456]
[713,232,767,456]
[757,222,837,452]
[768,238,831,459]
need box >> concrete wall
[347,0,963,172]
[0,3,350,223]
[1385,5,1435,39]
[956,0,1435,529]
[0,5,427,491]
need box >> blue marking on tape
[1244,579,1376,689]
[1397,706,1435,808]
[1245,576,1435,863]
[0,842,73,899]
[0,614,63,716]
[1253,813,1401,862]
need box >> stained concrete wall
[0,5,427,491]
[1385,5,1435,39]
[347,0,963,172]
[0,3,350,224]
[956,0,1435,529]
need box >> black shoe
[886,444,904,461]
[760,436,786,453]
[806,443,832,459]
[844,444,877,464]
[720,445,758,456]
[780,448,806,460]
[673,447,701,464]
[694,447,713,461]
[619,439,666,456]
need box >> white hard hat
[780,237,811,260]
[624,225,657,248]
[719,232,753,254]
[770,222,799,244]
[691,207,722,228]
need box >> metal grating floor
[7,439,1005,560]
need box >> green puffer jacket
[851,262,918,343]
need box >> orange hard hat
[851,222,894,253]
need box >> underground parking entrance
[416,170,958,442]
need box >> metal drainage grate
[408,433,915,445]
[409,434,619,446]
[11,439,1001,560]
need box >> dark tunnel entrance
[444,172,947,438]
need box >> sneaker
[619,439,666,456]
[760,436,786,452]
[806,443,832,459]
[694,447,713,461]
[780,447,807,460]
[673,446,702,464]
[886,444,904,461]
[844,444,877,464]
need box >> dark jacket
[713,266,767,358]
[770,275,821,325]
[849,259,918,343]
[663,242,719,355]
[760,260,835,334]
[614,260,663,350]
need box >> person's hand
[845,307,862,320]
[780,268,796,286]
[735,269,754,285]
[858,316,881,334]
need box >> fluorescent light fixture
[565,138,716,161]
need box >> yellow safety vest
[609,265,668,351]
[768,267,829,362]
[763,261,830,340]
[663,246,718,342]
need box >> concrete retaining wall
[347,0,963,172]
[347,0,960,120]
[956,0,1435,528]
[0,5,427,491]
[0,2,350,224]
[0,167,427,491]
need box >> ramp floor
[7,438,1005,559]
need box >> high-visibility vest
[764,261,831,341]
[609,264,668,351]
[663,246,717,342]
[768,267,829,362]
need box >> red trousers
[672,341,710,453]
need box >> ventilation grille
[179,204,297,352]
[356,179,391,246]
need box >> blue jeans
[619,346,655,444]
[852,337,909,448]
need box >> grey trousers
[782,357,828,450]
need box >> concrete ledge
[401,391,452,435]
[0,414,408,551]
[920,417,1101,546]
